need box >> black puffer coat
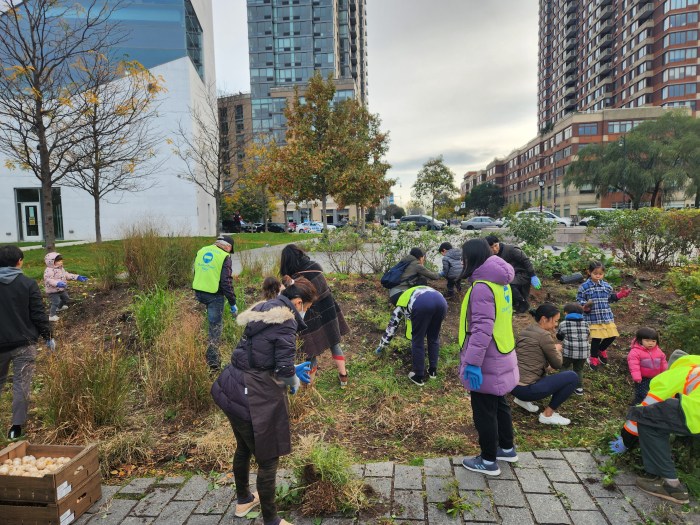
[211,295,304,460]
[498,243,535,287]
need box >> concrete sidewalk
[76,448,699,525]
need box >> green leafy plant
[532,243,620,285]
[133,287,178,348]
[665,265,700,354]
[437,480,473,516]
[599,462,618,488]
[505,213,556,251]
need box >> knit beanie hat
[215,235,234,253]
[669,349,688,367]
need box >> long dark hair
[460,238,492,279]
[280,244,311,276]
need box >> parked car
[296,221,336,233]
[460,216,501,230]
[578,208,617,227]
[386,219,400,229]
[399,214,445,230]
[256,222,287,233]
[513,210,572,227]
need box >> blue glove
[56,281,67,289]
[46,339,56,351]
[230,305,238,317]
[375,344,385,355]
[289,384,298,395]
[531,275,542,289]
[77,276,88,282]
[609,436,627,455]
[295,361,312,384]
[464,365,483,391]
[438,271,445,278]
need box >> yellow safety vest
[396,286,427,340]
[459,280,515,354]
[624,355,700,435]
[192,245,229,293]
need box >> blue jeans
[511,371,579,410]
[410,291,448,378]
[195,291,225,368]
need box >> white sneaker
[49,315,59,322]
[539,412,571,426]
[59,305,69,311]
[513,397,539,413]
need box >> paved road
[76,449,699,524]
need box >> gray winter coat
[441,248,463,280]
[389,255,440,299]
[211,295,304,461]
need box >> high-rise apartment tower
[538,0,699,131]
[247,0,367,141]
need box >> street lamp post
[538,178,545,213]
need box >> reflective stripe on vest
[396,286,427,340]
[192,245,228,293]
[459,280,515,354]
[623,392,662,436]
[685,367,700,395]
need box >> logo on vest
[503,286,511,303]
[202,252,214,264]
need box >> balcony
[597,62,612,77]
[564,99,577,111]
[594,19,613,38]
[597,5,614,20]
[564,74,576,86]
[564,13,577,26]
[598,47,613,62]
[564,85,576,97]
[565,25,577,38]
[565,36,577,50]
[635,3,654,21]
[565,0,576,14]
[563,50,576,62]
[564,61,577,74]
[599,33,614,48]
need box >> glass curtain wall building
[247,0,367,142]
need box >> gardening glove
[375,343,385,355]
[46,339,56,352]
[56,281,67,289]
[464,365,483,391]
[531,275,542,289]
[76,276,88,282]
[230,304,238,317]
[609,435,627,455]
[616,287,631,300]
[295,361,312,384]
[438,271,445,278]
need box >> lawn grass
[1,240,80,248]
[16,233,307,280]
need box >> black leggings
[590,337,615,358]
[470,392,514,462]
[227,415,280,524]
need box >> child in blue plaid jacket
[576,261,631,370]
[557,302,590,395]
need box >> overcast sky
[211,0,540,206]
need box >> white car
[514,210,572,227]
[296,221,336,233]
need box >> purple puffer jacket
[459,255,519,396]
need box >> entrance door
[21,203,42,242]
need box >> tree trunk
[321,194,328,235]
[695,188,699,209]
[215,191,221,235]
[283,200,289,231]
[94,192,102,244]
[263,188,268,232]
[650,182,662,208]
[431,197,435,220]
[41,177,55,251]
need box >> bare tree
[0,0,125,249]
[63,55,165,242]
[170,85,233,232]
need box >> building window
[663,65,697,81]
[664,0,699,13]
[664,47,698,64]
[663,30,698,47]
[608,121,638,133]
[185,0,204,80]
[578,123,598,135]
[664,11,699,30]
[662,82,698,99]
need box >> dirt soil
[7,268,681,480]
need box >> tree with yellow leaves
[63,54,165,242]
[0,0,126,249]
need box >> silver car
[460,216,500,230]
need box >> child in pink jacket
[43,252,88,321]
[627,327,668,404]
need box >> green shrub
[533,243,620,284]
[600,208,700,269]
[505,214,556,251]
[664,265,700,354]
[134,287,178,348]
[40,344,134,434]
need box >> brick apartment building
[469,0,700,217]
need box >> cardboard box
[0,471,101,525]
[0,442,99,504]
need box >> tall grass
[91,242,124,291]
[39,343,134,435]
[238,251,277,280]
[133,287,178,348]
[122,222,200,289]
[141,310,213,412]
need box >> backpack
[380,260,411,289]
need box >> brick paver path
[76,449,699,525]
